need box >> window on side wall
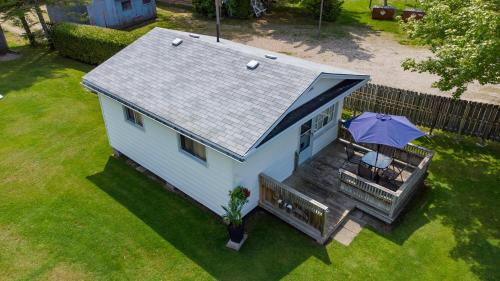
[121,0,132,11]
[313,104,336,132]
[180,135,207,162]
[143,0,151,4]
[124,106,144,128]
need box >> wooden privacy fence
[344,84,500,141]
[258,174,329,243]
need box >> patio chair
[344,143,362,165]
[379,168,402,191]
[378,171,400,191]
[357,163,373,180]
[391,152,410,181]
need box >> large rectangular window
[180,135,206,161]
[124,106,144,127]
[313,104,336,132]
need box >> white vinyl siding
[99,94,234,215]
[232,127,299,215]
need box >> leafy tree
[0,23,8,54]
[227,0,251,19]
[0,0,37,46]
[302,0,343,22]
[401,0,500,98]
[0,0,88,47]
[192,0,216,18]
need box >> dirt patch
[37,263,93,281]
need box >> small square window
[143,0,151,4]
[121,0,132,10]
[124,106,143,127]
[180,135,206,162]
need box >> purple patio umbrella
[343,112,425,166]
[344,112,425,148]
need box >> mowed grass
[1,42,499,280]
[131,1,420,46]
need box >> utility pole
[215,0,221,42]
[317,0,324,38]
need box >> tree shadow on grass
[379,134,500,281]
[226,9,378,63]
[423,136,500,281]
[87,157,332,281]
[0,46,91,97]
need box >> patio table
[362,151,393,170]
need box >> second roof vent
[246,60,260,70]
[172,38,183,46]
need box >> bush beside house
[52,23,137,65]
[303,0,343,22]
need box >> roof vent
[189,33,200,38]
[246,60,260,70]
[172,38,183,46]
[265,54,277,60]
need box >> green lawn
[1,43,499,280]
[271,0,420,40]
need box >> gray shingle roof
[83,28,366,160]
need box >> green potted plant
[222,186,250,243]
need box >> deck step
[325,206,353,239]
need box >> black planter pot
[228,223,245,243]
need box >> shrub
[51,23,137,65]
[192,0,216,18]
[227,0,251,19]
[222,186,251,226]
[302,0,343,22]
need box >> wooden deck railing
[258,174,329,242]
[337,126,434,223]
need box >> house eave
[82,80,247,163]
[242,74,370,159]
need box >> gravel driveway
[232,27,499,104]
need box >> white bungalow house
[83,27,370,217]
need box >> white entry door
[298,120,313,165]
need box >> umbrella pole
[374,144,380,180]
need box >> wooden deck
[259,136,433,244]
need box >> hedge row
[52,23,138,65]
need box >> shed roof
[83,28,368,161]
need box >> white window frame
[178,134,207,164]
[312,103,337,133]
[123,106,144,128]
